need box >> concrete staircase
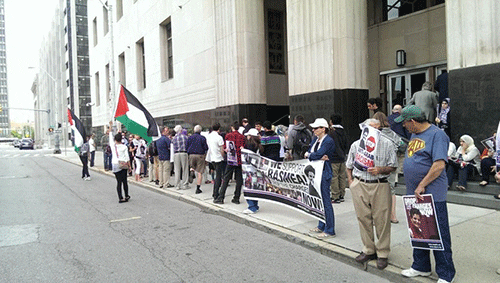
[395,174,500,210]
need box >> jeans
[446,162,475,188]
[79,155,90,178]
[411,201,455,282]
[317,176,335,235]
[90,151,95,167]
[215,165,243,202]
[212,161,224,199]
[480,157,495,182]
[114,169,129,200]
[104,152,112,170]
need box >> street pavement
[56,148,500,283]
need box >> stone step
[397,174,500,196]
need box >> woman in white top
[446,134,480,191]
[110,130,131,203]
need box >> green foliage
[11,130,21,139]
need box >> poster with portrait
[353,125,380,171]
[403,194,444,250]
[226,140,238,166]
[241,149,326,221]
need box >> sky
[5,0,59,123]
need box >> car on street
[13,139,21,147]
[19,138,34,150]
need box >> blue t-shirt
[404,124,450,202]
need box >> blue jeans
[411,201,455,282]
[446,162,475,188]
[317,176,335,235]
[246,200,259,212]
[104,152,112,170]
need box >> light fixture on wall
[396,50,406,67]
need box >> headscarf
[460,134,476,153]
[437,98,450,124]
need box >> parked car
[19,138,34,150]
[13,139,21,148]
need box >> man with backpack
[328,113,349,203]
[147,139,159,184]
[286,115,313,160]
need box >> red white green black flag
[114,85,160,143]
[67,108,87,152]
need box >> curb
[55,155,435,283]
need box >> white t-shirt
[206,131,224,163]
[89,137,96,152]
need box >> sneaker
[213,199,223,204]
[231,198,240,204]
[242,209,255,214]
[332,198,342,204]
[167,184,175,188]
[401,268,431,278]
[339,195,345,202]
[195,188,202,194]
[479,181,488,186]
[85,177,91,181]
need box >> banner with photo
[354,125,380,171]
[241,149,326,221]
[403,194,444,250]
[226,140,238,166]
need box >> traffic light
[48,127,54,133]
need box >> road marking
[109,216,142,223]
[12,154,20,157]
[23,154,30,157]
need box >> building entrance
[387,69,428,110]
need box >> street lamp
[30,66,62,154]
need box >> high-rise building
[0,0,10,137]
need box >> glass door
[387,69,428,111]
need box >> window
[93,17,98,46]
[95,72,100,106]
[160,18,173,80]
[384,0,444,21]
[103,2,109,35]
[119,52,126,86]
[105,64,110,101]
[267,9,285,74]
[116,0,123,20]
[136,38,146,90]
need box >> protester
[206,123,225,200]
[374,111,403,224]
[242,128,264,214]
[109,130,131,203]
[396,105,456,283]
[254,121,265,136]
[328,113,348,204]
[479,132,496,187]
[239,118,252,134]
[172,125,190,190]
[213,121,246,204]
[101,133,112,171]
[495,171,500,200]
[305,118,336,240]
[89,134,96,167]
[286,115,312,160]
[147,138,159,184]
[187,125,209,194]
[133,135,147,182]
[387,104,411,141]
[367,97,383,115]
[434,71,448,103]
[435,98,451,137]
[346,118,397,270]
[446,134,480,191]
[408,82,439,123]
[79,136,91,181]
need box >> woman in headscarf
[435,98,451,137]
[446,134,480,191]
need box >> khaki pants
[330,162,347,200]
[154,156,160,180]
[174,152,189,189]
[350,178,392,258]
[159,159,172,187]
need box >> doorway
[387,69,428,111]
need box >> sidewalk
[56,149,500,283]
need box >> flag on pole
[114,85,160,143]
[68,108,87,151]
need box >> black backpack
[293,128,312,157]
[149,141,159,156]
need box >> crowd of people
[74,79,500,282]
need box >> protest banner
[353,125,380,171]
[496,121,500,170]
[226,140,238,166]
[241,149,326,221]
[403,194,444,250]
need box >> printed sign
[241,149,326,221]
[403,194,444,250]
[354,125,380,171]
[226,140,238,166]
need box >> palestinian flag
[68,108,87,151]
[114,85,159,143]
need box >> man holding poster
[396,105,456,283]
[346,118,397,270]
